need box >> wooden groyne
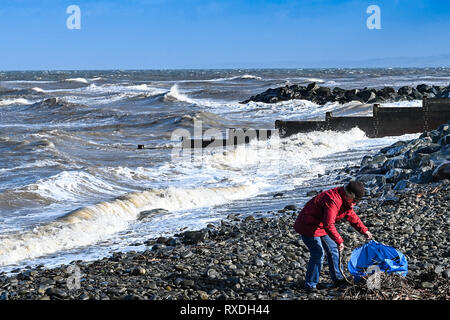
[138,97,450,149]
[179,128,277,149]
[275,97,450,138]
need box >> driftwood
[339,271,449,300]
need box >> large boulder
[438,134,450,145]
[417,84,433,93]
[380,140,410,157]
[398,86,413,96]
[367,96,387,104]
[306,82,320,92]
[406,153,430,170]
[437,123,449,135]
[415,143,442,155]
[393,179,410,191]
[361,154,389,168]
[409,88,423,99]
[422,92,436,98]
[438,89,450,98]
[384,168,411,183]
[332,87,346,96]
[180,230,208,244]
[138,208,169,220]
[432,161,450,181]
[420,130,443,143]
[357,89,377,102]
[356,174,386,188]
[377,87,397,100]
[417,169,435,184]
[344,89,364,103]
[382,156,409,170]
[316,86,332,97]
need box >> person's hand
[365,231,373,240]
[338,242,345,252]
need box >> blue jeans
[301,235,343,288]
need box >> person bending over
[294,181,373,289]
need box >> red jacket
[294,187,368,245]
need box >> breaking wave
[0,98,32,106]
[213,74,263,81]
[163,84,197,104]
[64,77,89,84]
[0,184,259,265]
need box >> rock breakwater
[241,83,450,105]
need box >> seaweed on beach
[339,272,450,300]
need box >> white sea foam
[286,77,325,83]
[164,84,197,104]
[0,159,61,174]
[326,80,340,86]
[204,127,368,180]
[379,100,422,108]
[228,74,263,81]
[85,83,166,95]
[61,83,167,105]
[233,98,423,121]
[306,78,325,83]
[126,84,154,91]
[32,171,121,201]
[31,87,45,93]
[0,184,259,266]
[0,170,121,210]
[206,74,263,82]
[3,80,56,84]
[0,98,32,106]
[165,74,264,83]
[64,77,89,84]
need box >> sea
[1,68,449,274]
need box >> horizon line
[2,66,450,72]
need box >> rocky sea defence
[0,124,449,300]
[240,82,450,105]
[350,121,450,198]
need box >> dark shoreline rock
[240,82,450,105]
[351,121,449,195]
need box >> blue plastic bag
[348,240,408,281]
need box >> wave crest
[0,184,258,266]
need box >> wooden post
[422,96,429,132]
[274,120,287,138]
[325,112,332,130]
[372,104,380,138]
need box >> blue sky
[0,0,449,70]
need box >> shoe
[333,279,350,288]
[304,287,319,293]
[317,282,334,290]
